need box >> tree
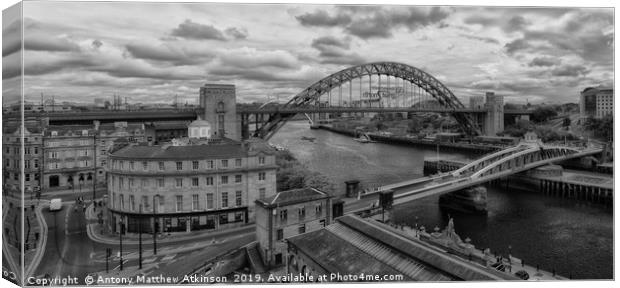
[530,106,558,123]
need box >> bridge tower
[483,92,504,136]
[199,84,240,140]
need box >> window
[34,147,38,154]
[128,178,134,188]
[176,196,183,212]
[141,179,148,187]
[221,192,228,208]
[119,177,124,188]
[25,174,30,181]
[130,161,134,170]
[298,206,305,220]
[142,161,148,170]
[192,178,199,187]
[276,229,284,240]
[235,158,242,167]
[219,214,228,224]
[258,172,266,181]
[234,212,243,222]
[33,159,39,168]
[320,219,326,227]
[279,209,287,223]
[176,162,183,170]
[315,203,323,217]
[175,178,183,187]
[221,175,228,184]
[25,160,30,169]
[157,178,164,187]
[192,161,199,170]
[221,159,228,168]
[129,195,135,211]
[259,156,265,165]
[192,194,199,211]
[50,151,58,159]
[25,147,30,155]
[206,194,214,209]
[207,160,214,169]
[120,195,125,209]
[158,162,164,170]
[235,191,242,206]
[298,224,306,234]
[259,188,266,199]
[120,161,124,169]
[235,175,242,183]
[206,177,214,186]
[142,196,148,209]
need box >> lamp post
[119,216,124,271]
[153,195,158,255]
[139,204,143,269]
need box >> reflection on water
[270,121,613,279]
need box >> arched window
[217,101,225,111]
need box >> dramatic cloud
[528,56,561,67]
[171,19,227,40]
[124,42,214,65]
[296,7,449,39]
[225,27,248,39]
[296,10,351,27]
[6,3,613,106]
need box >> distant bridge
[368,142,604,205]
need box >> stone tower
[198,84,239,140]
[484,92,504,136]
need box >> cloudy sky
[1,1,614,106]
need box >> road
[31,203,254,285]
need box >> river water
[270,121,613,279]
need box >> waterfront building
[2,124,44,197]
[580,86,613,120]
[255,187,332,267]
[286,214,516,281]
[106,120,277,234]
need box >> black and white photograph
[1,0,615,286]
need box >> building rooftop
[287,215,517,281]
[110,141,249,160]
[256,187,330,208]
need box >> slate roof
[255,187,330,208]
[110,142,247,160]
[287,215,518,281]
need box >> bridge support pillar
[483,92,504,136]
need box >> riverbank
[317,125,500,154]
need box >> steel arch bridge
[253,62,482,140]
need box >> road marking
[112,259,129,271]
[143,257,157,264]
[161,254,176,262]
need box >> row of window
[278,204,323,224]
[4,146,40,155]
[110,172,267,190]
[112,157,266,171]
[47,161,91,170]
[47,138,92,146]
[48,150,93,159]
[4,172,40,182]
[5,159,40,169]
[112,189,266,212]
[275,220,326,241]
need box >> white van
[49,198,62,212]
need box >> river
[270,121,613,279]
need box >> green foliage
[530,106,558,123]
[275,150,335,193]
[584,115,613,141]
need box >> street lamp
[139,204,143,270]
[152,195,158,255]
[118,216,124,271]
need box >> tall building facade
[580,86,613,120]
[106,120,277,234]
[2,125,44,197]
[199,84,240,140]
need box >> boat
[354,133,375,143]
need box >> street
[31,203,255,285]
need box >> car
[49,198,62,212]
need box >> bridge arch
[254,62,481,139]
